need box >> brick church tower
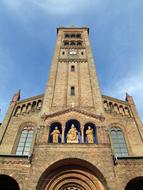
[0,27,143,190]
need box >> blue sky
[0,0,143,121]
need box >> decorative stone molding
[42,108,105,122]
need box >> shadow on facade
[125,176,143,190]
[0,174,20,190]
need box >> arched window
[77,41,82,46]
[26,103,32,112]
[119,105,125,115]
[37,100,42,109]
[114,104,119,113]
[71,33,76,38]
[32,101,36,111]
[109,102,113,112]
[16,127,33,155]
[76,33,81,38]
[70,86,75,96]
[71,65,75,72]
[21,104,26,113]
[64,41,69,46]
[14,106,21,116]
[124,107,131,117]
[65,33,70,38]
[111,127,128,157]
[70,41,76,46]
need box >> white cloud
[1,0,99,16]
[33,0,89,14]
[105,64,143,121]
[115,73,143,97]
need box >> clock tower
[42,26,104,116]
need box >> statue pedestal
[67,140,78,143]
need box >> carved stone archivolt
[36,158,108,190]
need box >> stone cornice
[113,155,143,165]
[0,154,31,165]
[0,160,30,165]
[102,95,129,105]
[16,94,44,105]
[59,59,87,62]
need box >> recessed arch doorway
[0,174,20,190]
[36,158,109,190]
[125,176,143,190]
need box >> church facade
[0,27,143,190]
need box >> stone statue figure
[67,124,78,143]
[51,127,60,143]
[86,126,94,143]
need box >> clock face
[69,49,77,55]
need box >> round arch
[18,121,36,131]
[65,119,81,143]
[36,158,109,190]
[0,174,20,190]
[48,122,62,143]
[84,122,97,144]
[125,176,143,190]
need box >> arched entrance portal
[0,174,20,190]
[36,158,108,190]
[125,177,143,190]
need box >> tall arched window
[16,127,33,155]
[71,65,75,72]
[111,127,128,157]
[70,86,75,96]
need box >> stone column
[62,121,65,143]
[80,121,84,143]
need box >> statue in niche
[67,124,78,143]
[86,126,94,143]
[51,127,60,143]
